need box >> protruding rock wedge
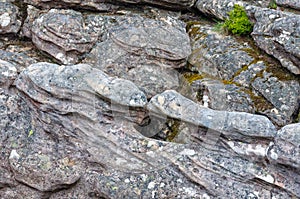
[148,90,277,140]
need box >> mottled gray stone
[30,9,99,64]
[148,90,277,140]
[0,1,299,198]
[195,0,300,75]
[16,62,147,108]
[84,15,190,98]
[252,8,300,75]
[0,59,17,88]
[0,61,296,198]
[24,0,195,10]
[276,0,300,10]
[233,61,267,87]
[252,71,300,125]
[0,50,37,72]
[188,24,254,80]
[191,79,255,113]
[267,123,300,170]
[0,2,21,34]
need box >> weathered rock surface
[252,72,300,125]
[0,2,21,34]
[0,0,300,198]
[26,9,99,64]
[0,59,17,88]
[24,0,195,10]
[188,24,254,80]
[252,8,300,75]
[0,50,37,72]
[268,123,300,169]
[187,22,300,126]
[0,61,296,198]
[191,79,256,113]
[276,0,300,10]
[148,90,276,140]
[84,15,190,98]
[195,0,300,75]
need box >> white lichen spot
[159,183,165,188]
[169,100,181,112]
[183,187,197,196]
[55,53,64,60]
[203,95,210,107]
[147,140,157,148]
[177,178,183,183]
[179,149,196,156]
[0,13,11,27]
[256,173,275,184]
[124,179,130,183]
[141,174,147,182]
[9,149,20,160]
[246,144,267,156]
[147,181,155,189]
[202,193,210,199]
[269,148,278,160]
[270,108,279,114]
[157,95,165,105]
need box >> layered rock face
[0,0,300,198]
[24,0,196,10]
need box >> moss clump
[224,4,253,36]
[268,0,278,9]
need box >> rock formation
[0,0,299,198]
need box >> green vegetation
[28,129,34,137]
[268,0,278,9]
[213,21,226,33]
[213,5,253,36]
[224,4,253,36]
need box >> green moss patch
[224,4,253,36]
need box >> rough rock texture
[0,0,300,198]
[191,79,256,113]
[0,61,296,198]
[252,8,300,75]
[268,123,300,169]
[0,2,21,34]
[84,15,190,98]
[195,0,300,75]
[187,22,300,126]
[148,90,276,140]
[0,50,37,72]
[252,72,300,125]
[188,24,254,80]
[24,0,195,10]
[26,9,99,64]
[276,0,300,10]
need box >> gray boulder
[84,15,190,98]
[191,79,256,113]
[148,90,277,140]
[188,25,254,80]
[252,71,300,125]
[195,0,300,75]
[276,0,300,10]
[0,61,297,198]
[187,19,299,126]
[267,123,300,169]
[252,8,300,75]
[29,9,99,64]
[0,2,21,34]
